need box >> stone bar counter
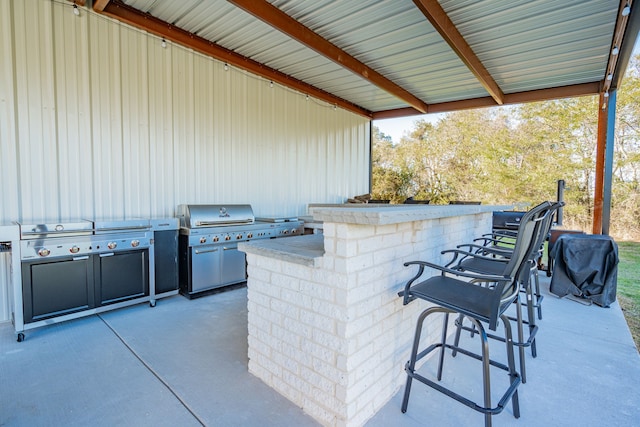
[238,204,509,427]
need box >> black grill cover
[549,234,619,307]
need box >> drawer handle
[73,256,89,261]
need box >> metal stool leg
[514,293,527,383]
[533,267,543,320]
[402,307,431,413]
[501,313,521,419]
[437,313,450,381]
[401,307,522,426]
[452,313,465,357]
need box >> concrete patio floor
[1,275,639,426]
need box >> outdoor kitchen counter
[239,204,509,427]
[238,234,324,267]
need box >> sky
[375,40,640,144]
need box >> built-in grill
[177,204,303,298]
[15,217,154,341]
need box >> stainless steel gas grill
[14,217,154,342]
[177,204,303,298]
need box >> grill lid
[177,204,255,228]
[90,217,151,234]
[17,219,94,239]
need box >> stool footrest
[405,350,521,416]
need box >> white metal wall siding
[0,0,369,322]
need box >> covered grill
[177,204,303,298]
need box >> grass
[617,241,640,351]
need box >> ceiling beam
[603,0,634,93]
[611,0,639,90]
[412,0,505,105]
[92,0,110,12]
[227,0,429,114]
[92,1,371,118]
[372,81,601,120]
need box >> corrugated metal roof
[116,0,636,116]
[442,0,617,93]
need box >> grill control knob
[213,236,219,242]
[38,248,50,257]
[225,235,231,241]
[290,228,297,234]
[200,237,207,244]
[247,233,253,239]
[131,240,140,248]
[107,242,117,250]
[236,234,242,240]
[283,230,289,234]
[70,245,80,254]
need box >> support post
[592,92,607,234]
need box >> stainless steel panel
[190,245,222,292]
[219,243,246,286]
[19,232,153,261]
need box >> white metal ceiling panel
[269,0,490,104]
[441,0,618,93]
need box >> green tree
[372,56,640,240]
[611,55,640,238]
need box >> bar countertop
[240,205,511,266]
[307,203,510,225]
[239,234,324,267]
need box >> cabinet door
[97,250,149,305]
[22,256,94,323]
[220,243,246,286]
[190,245,222,292]
[154,230,178,293]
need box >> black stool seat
[404,274,510,326]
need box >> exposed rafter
[609,0,638,91]
[92,0,110,11]
[412,0,505,105]
[372,81,601,120]
[227,0,429,114]
[92,1,372,118]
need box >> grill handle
[195,248,219,255]
[195,220,253,227]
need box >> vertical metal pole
[369,121,373,194]
[602,90,616,236]
[556,179,565,226]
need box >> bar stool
[443,202,561,383]
[398,201,551,426]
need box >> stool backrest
[490,201,553,320]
